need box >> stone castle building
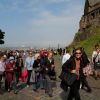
[80,0,100,31]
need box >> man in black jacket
[62,47,88,100]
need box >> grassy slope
[72,26,100,55]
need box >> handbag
[95,61,100,69]
[59,72,77,86]
[21,70,28,82]
[93,53,99,63]
[83,64,92,76]
[60,80,68,91]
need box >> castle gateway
[80,0,100,31]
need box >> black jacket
[33,59,42,73]
[42,57,55,76]
[62,57,86,79]
[15,58,23,72]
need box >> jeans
[27,70,32,85]
[33,73,40,90]
[44,75,53,95]
[39,74,45,89]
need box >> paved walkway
[0,55,100,100]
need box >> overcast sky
[0,0,85,48]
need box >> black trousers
[27,70,32,85]
[67,79,81,100]
[81,76,91,90]
[15,71,20,84]
[0,75,2,88]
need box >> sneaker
[8,89,10,92]
[49,94,53,97]
[80,84,82,89]
[27,85,29,88]
[95,77,98,80]
[87,89,92,93]
[14,91,18,94]
[45,90,48,94]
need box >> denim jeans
[27,70,32,85]
[44,75,53,95]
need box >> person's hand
[71,70,76,74]
[51,65,55,68]
[46,68,48,71]
[10,68,13,70]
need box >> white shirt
[24,57,34,70]
[0,61,5,72]
[62,53,71,65]
[92,51,100,62]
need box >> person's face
[10,60,14,64]
[37,55,41,60]
[29,52,33,57]
[48,53,53,59]
[95,46,99,51]
[75,50,82,59]
[2,55,7,61]
[1,56,5,61]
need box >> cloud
[0,0,84,47]
[28,7,82,47]
[0,0,72,13]
[46,0,70,3]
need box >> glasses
[75,52,81,54]
[29,53,32,55]
[96,48,99,50]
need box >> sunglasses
[75,52,81,54]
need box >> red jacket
[5,62,15,73]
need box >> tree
[0,29,5,44]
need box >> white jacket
[0,61,5,72]
[62,53,71,65]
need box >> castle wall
[80,3,100,31]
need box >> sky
[0,0,85,48]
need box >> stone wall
[79,2,100,31]
[80,9,100,30]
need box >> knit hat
[9,56,14,61]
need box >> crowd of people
[0,49,56,97]
[0,44,100,100]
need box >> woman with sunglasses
[62,47,88,100]
[24,51,34,87]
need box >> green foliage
[71,26,100,56]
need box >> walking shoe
[33,89,38,92]
[27,85,29,88]
[95,77,98,80]
[8,89,10,92]
[14,91,18,94]
[48,94,53,97]
[45,90,48,94]
[87,89,92,93]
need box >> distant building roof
[88,0,100,6]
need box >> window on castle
[91,13,95,19]
[99,9,100,15]
[96,11,98,16]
